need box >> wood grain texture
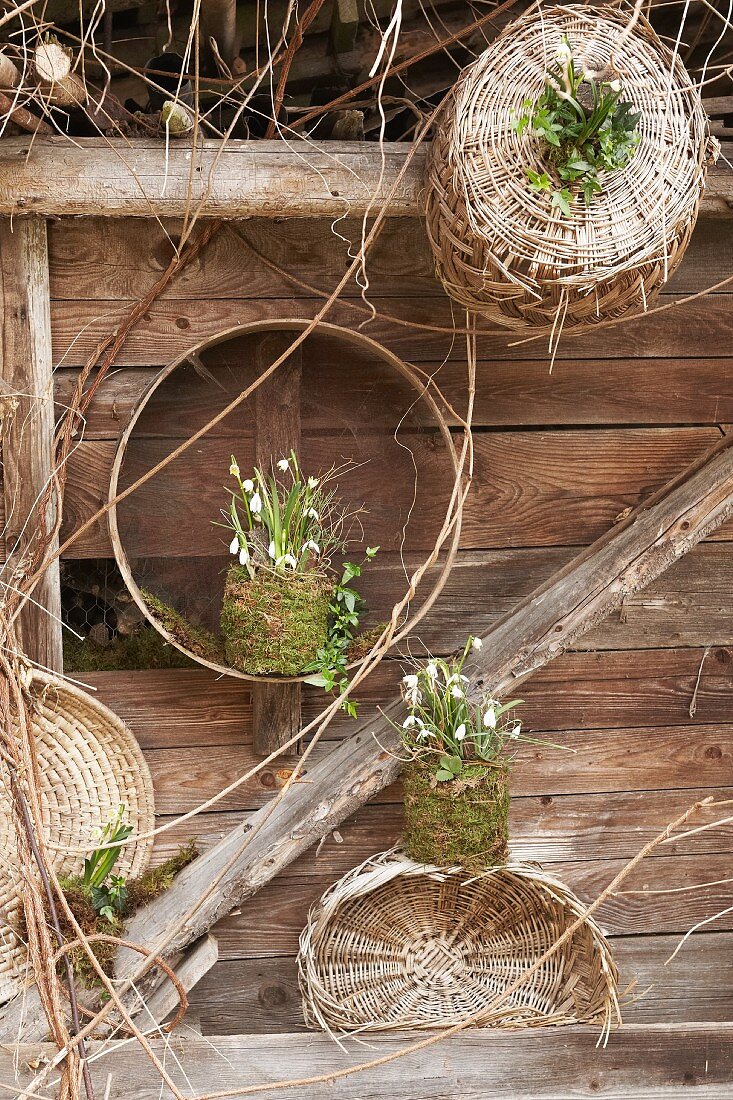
[5,1024,733,1098]
[54,427,722,557]
[47,292,733,366]
[54,355,733,436]
[187,933,733,1033]
[1,136,730,218]
[46,216,733,301]
[0,217,62,669]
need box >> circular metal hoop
[109,319,463,682]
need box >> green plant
[515,38,641,215]
[79,805,132,921]
[396,637,563,783]
[304,549,379,716]
[220,451,353,578]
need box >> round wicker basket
[298,852,620,1037]
[425,4,714,333]
[0,670,154,1004]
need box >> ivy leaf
[551,189,573,217]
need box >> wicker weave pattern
[298,853,620,1036]
[0,670,154,1004]
[425,4,711,332]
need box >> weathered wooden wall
[9,213,732,1036]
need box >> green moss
[348,622,389,664]
[220,566,333,676]
[140,588,226,665]
[21,844,199,991]
[64,628,195,673]
[402,759,510,873]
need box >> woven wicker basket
[298,852,620,1037]
[425,4,714,333]
[0,669,154,1004]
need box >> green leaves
[514,43,640,217]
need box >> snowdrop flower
[307,507,319,520]
[305,540,320,556]
[239,545,250,566]
[416,728,431,741]
[307,476,319,489]
[402,715,419,729]
[471,636,483,651]
[229,536,239,556]
[555,41,572,64]
[484,706,497,729]
[229,460,240,477]
[444,671,458,686]
[277,458,290,472]
[608,79,621,92]
[402,674,419,689]
[268,540,277,559]
[250,492,262,514]
[509,723,522,739]
[455,723,466,742]
[451,685,464,699]
[283,553,298,570]
[243,478,254,493]
[425,662,438,680]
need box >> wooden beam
[0,217,62,670]
[0,138,730,218]
[4,1025,733,1097]
[252,333,303,757]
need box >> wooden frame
[0,137,731,218]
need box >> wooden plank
[0,217,62,669]
[47,292,733,366]
[252,332,303,757]
[6,1025,733,1099]
[46,216,733,301]
[113,441,733,981]
[55,428,722,557]
[53,355,733,436]
[187,933,733,1033]
[1,137,731,218]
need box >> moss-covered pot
[402,758,510,872]
[221,565,333,676]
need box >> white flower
[250,492,262,514]
[451,685,464,699]
[555,41,572,64]
[268,540,277,559]
[277,458,290,472]
[608,78,621,92]
[307,476,319,489]
[229,536,239,556]
[307,507,319,520]
[484,707,497,729]
[471,637,483,651]
[229,460,240,477]
[402,674,419,688]
[444,671,459,686]
[239,545,250,566]
[283,553,298,570]
[305,540,320,556]
[509,723,521,739]
[425,662,438,680]
[243,478,254,493]
[416,728,432,741]
[402,715,419,729]
[455,723,466,741]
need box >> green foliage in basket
[515,37,641,214]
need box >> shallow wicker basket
[298,852,620,1037]
[0,669,154,1004]
[425,4,714,333]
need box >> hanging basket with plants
[425,4,716,335]
[298,851,621,1037]
[395,636,559,873]
[219,451,378,698]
